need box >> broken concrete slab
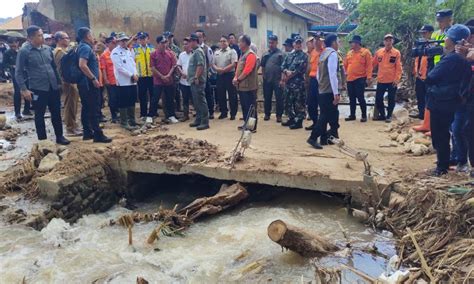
[38,153,60,172]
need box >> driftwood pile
[384,186,474,282]
[113,183,249,245]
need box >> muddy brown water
[0,177,396,283]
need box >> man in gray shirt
[261,35,284,122]
[16,25,69,145]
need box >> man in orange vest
[344,35,372,122]
[372,34,402,123]
[306,32,324,130]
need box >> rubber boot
[413,108,430,132]
[127,107,140,129]
[119,108,131,130]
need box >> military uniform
[281,49,308,124]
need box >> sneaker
[385,117,392,123]
[197,124,209,130]
[427,168,448,177]
[456,163,469,173]
[345,116,356,121]
[93,134,112,143]
[146,117,153,124]
[141,116,147,122]
[169,116,179,124]
[15,114,22,120]
[264,115,270,121]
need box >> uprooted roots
[385,187,474,281]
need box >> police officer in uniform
[281,36,308,129]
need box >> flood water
[0,175,396,284]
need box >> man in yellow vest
[413,9,452,133]
[133,32,155,122]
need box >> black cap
[110,32,117,38]
[294,35,303,43]
[105,36,115,44]
[349,35,362,44]
[419,25,434,33]
[156,35,167,43]
[268,34,278,41]
[137,31,148,39]
[189,33,199,42]
[163,31,174,38]
[310,31,324,38]
[436,9,453,18]
[283,38,294,46]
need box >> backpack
[60,47,82,84]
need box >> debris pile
[384,184,473,282]
[115,135,221,164]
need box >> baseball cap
[384,34,394,40]
[268,34,278,41]
[189,33,199,42]
[419,25,435,33]
[105,36,115,44]
[436,9,453,19]
[294,35,303,43]
[283,38,294,46]
[349,35,362,44]
[446,24,471,43]
[43,33,52,40]
[116,32,130,41]
[156,35,168,43]
[163,31,174,38]
[110,32,117,38]
[137,31,148,39]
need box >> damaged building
[24,0,323,53]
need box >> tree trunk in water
[267,220,339,258]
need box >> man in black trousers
[15,25,69,145]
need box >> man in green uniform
[280,36,308,129]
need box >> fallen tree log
[178,183,249,220]
[267,220,339,258]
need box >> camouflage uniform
[170,44,182,58]
[281,49,308,121]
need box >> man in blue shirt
[77,27,112,143]
[425,24,471,176]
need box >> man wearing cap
[188,33,209,130]
[261,35,284,122]
[306,33,324,131]
[100,36,119,123]
[344,35,372,123]
[111,32,140,131]
[373,34,402,123]
[425,24,471,176]
[133,32,155,121]
[280,36,308,129]
[76,27,111,143]
[411,25,434,120]
[164,31,181,58]
[212,35,238,120]
[195,29,215,119]
[413,9,453,133]
[43,34,54,47]
[307,33,344,149]
[150,35,178,124]
[53,31,81,136]
[228,33,241,59]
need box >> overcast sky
[0,0,339,18]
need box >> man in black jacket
[425,24,471,176]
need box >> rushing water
[0,182,396,284]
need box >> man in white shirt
[212,35,238,120]
[176,37,193,122]
[111,32,140,130]
[307,33,343,149]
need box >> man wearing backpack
[76,27,112,143]
[15,25,70,145]
[53,31,81,137]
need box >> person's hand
[22,90,32,101]
[232,78,239,86]
[181,74,187,80]
[92,79,100,88]
[455,44,470,57]
[132,75,139,82]
[333,94,340,105]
